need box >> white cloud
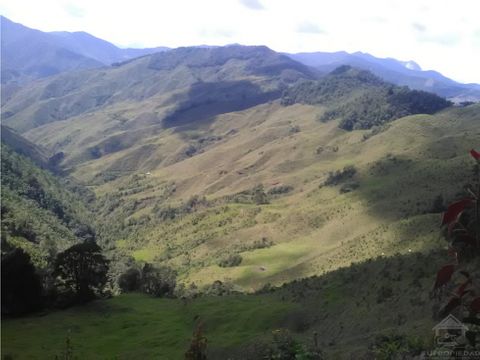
[239,0,264,10]
[296,21,325,34]
[1,0,479,83]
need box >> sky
[1,0,479,83]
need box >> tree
[53,241,109,303]
[118,267,141,292]
[141,263,176,297]
[1,248,43,315]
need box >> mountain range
[2,14,480,359]
[288,51,480,102]
[0,16,168,84]
[2,15,479,102]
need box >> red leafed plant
[434,149,480,344]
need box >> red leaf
[470,297,480,313]
[442,297,461,316]
[456,280,472,297]
[441,198,474,225]
[434,264,455,289]
[447,221,457,236]
[470,149,480,160]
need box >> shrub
[324,166,357,186]
[141,264,177,297]
[218,254,242,267]
[118,268,141,292]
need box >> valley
[1,14,480,359]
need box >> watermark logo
[432,314,468,347]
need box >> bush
[218,254,243,267]
[324,166,357,186]
[267,185,293,196]
[118,268,141,292]
[203,280,235,296]
[141,264,177,297]
[369,333,424,360]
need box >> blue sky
[1,0,479,83]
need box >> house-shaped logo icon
[432,314,468,347]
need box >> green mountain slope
[2,44,476,290]
[2,45,314,133]
[87,102,477,290]
[1,137,95,267]
[282,66,452,130]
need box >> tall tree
[53,241,108,303]
[1,248,43,315]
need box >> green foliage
[268,185,294,196]
[259,329,323,360]
[53,241,109,303]
[1,144,95,266]
[323,165,357,186]
[118,267,142,292]
[282,66,451,130]
[218,254,243,267]
[2,293,294,358]
[281,66,384,106]
[140,263,177,297]
[369,333,424,359]
[1,248,43,315]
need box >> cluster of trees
[323,165,357,186]
[1,144,96,258]
[2,241,108,316]
[281,66,384,106]
[118,263,177,297]
[281,66,451,131]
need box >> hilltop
[0,15,168,84]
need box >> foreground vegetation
[2,248,460,359]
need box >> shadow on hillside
[209,250,448,359]
[354,151,472,222]
[162,80,280,129]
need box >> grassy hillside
[2,45,313,133]
[2,44,479,359]
[2,248,458,359]
[55,101,479,291]
[4,55,477,288]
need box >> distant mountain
[2,45,315,132]
[1,125,50,169]
[288,51,480,102]
[48,31,169,65]
[0,16,168,84]
[1,16,103,83]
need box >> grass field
[2,247,457,359]
[1,293,296,359]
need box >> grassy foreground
[1,293,295,359]
[2,248,454,359]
